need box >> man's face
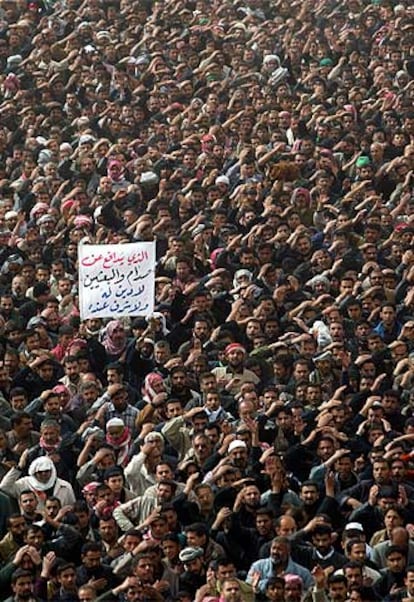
[246,320,261,339]
[184,556,203,574]
[106,475,124,493]
[171,371,186,391]
[166,401,182,418]
[266,581,285,602]
[306,386,321,406]
[382,394,399,415]
[329,322,344,341]
[45,500,60,518]
[0,296,13,314]
[13,576,33,600]
[317,439,334,462]
[345,567,363,589]
[328,581,347,602]
[193,321,209,341]
[277,517,296,537]
[58,567,77,592]
[313,533,331,555]
[196,486,214,511]
[41,425,60,445]
[26,527,44,549]
[82,550,101,570]
[276,411,293,432]
[26,334,40,351]
[243,486,260,509]
[106,369,121,384]
[205,393,220,411]
[123,534,141,553]
[16,417,33,437]
[35,468,53,484]
[75,510,90,530]
[162,508,178,531]
[36,268,50,282]
[65,360,79,382]
[256,514,273,536]
[205,426,220,446]
[405,571,414,596]
[45,395,60,415]
[230,446,248,468]
[9,516,27,543]
[4,352,19,375]
[20,492,37,515]
[347,303,362,321]
[154,346,169,364]
[335,456,353,478]
[147,448,162,471]
[360,361,376,379]
[134,558,154,583]
[348,543,366,563]
[264,320,280,340]
[238,401,255,421]
[150,518,168,539]
[78,587,96,602]
[380,305,396,325]
[284,580,302,601]
[355,323,369,339]
[391,461,406,482]
[240,252,255,267]
[155,463,173,481]
[51,263,64,279]
[221,580,242,602]
[200,376,216,392]
[157,484,173,502]
[11,276,27,297]
[38,363,54,381]
[270,541,289,565]
[384,509,403,531]
[193,436,211,459]
[111,390,128,411]
[373,461,390,483]
[82,387,98,405]
[186,530,204,548]
[99,519,117,543]
[226,349,245,368]
[217,563,236,583]
[176,261,191,281]
[296,236,311,256]
[293,362,309,381]
[45,312,60,331]
[300,485,319,506]
[387,551,406,573]
[339,278,353,296]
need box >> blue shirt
[247,556,314,593]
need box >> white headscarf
[152,312,170,335]
[233,269,252,290]
[28,457,57,492]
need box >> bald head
[276,514,297,537]
[391,527,409,547]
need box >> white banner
[78,242,156,319]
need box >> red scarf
[39,436,61,453]
[105,428,131,466]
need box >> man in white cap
[228,440,249,471]
[178,546,206,598]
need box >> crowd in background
[0,0,413,601]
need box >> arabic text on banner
[78,242,156,319]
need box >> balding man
[372,527,414,569]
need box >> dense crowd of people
[0,0,413,600]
